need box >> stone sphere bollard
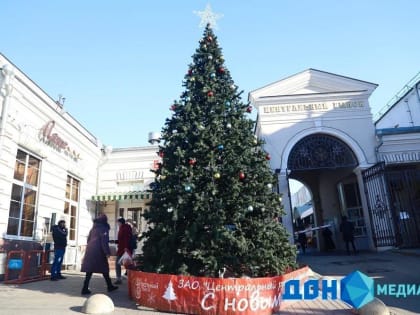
[82,293,114,314]
[358,297,389,315]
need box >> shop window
[7,149,40,237]
[64,175,79,241]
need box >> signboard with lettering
[128,266,310,315]
[262,100,365,114]
[38,121,81,160]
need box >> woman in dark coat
[81,214,118,295]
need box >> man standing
[115,217,132,284]
[50,219,68,280]
[340,216,357,255]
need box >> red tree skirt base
[128,266,310,315]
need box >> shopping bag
[118,251,133,267]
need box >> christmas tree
[140,24,297,278]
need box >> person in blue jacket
[50,220,68,280]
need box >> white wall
[0,54,102,266]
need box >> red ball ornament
[207,91,214,97]
[158,151,164,158]
[239,171,245,180]
[170,104,176,111]
[188,158,196,166]
[265,154,271,160]
[218,67,225,74]
[207,36,213,42]
[188,69,193,76]
[246,105,253,113]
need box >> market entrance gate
[363,162,420,248]
[286,133,370,251]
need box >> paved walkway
[0,249,418,314]
[298,249,420,315]
[0,270,352,315]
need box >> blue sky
[2,1,419,148]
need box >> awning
[294,203,314,219]
[91,192,151,201]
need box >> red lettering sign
[128,266,310,315]
[39,120,81,160]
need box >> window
[64,175,80,241]
[7,149,40,237]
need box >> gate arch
[280,127,368,171]
[287,133,358,171]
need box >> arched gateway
[249,69,379,252]
[287,134,358,171]
[286,133,363,251]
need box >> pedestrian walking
[297,225,308,254]
[115,217,133,284]
[339,216,357,255]
[81,214,118,295]
[50,219,68,281]
[322,226,336,251]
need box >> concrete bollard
[82,293,114,314]
[358,297,389,315]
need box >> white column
[278,169,294,243]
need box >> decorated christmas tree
[140,23,296,278]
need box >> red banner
[128,266,310,315]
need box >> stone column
[278,169,294,243]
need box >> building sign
[116,170,144,182]
[378,152,420,164]
[128,267,311,315]
[39,120,81,160]
[262,100,365,114]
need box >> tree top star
[193,4,223,29]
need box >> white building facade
[0,54,101,275]
[0,54,158,278]
[369,72,420,248]
[250,69,420,251]
[92,146,158,247]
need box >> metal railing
[374,71,420,122]
[4,250,53,284]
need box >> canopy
[294,203,314,219]
[91,192,151,201]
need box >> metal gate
[362,162,398,247]
[363,162,420,248]
[386,168,420,247]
